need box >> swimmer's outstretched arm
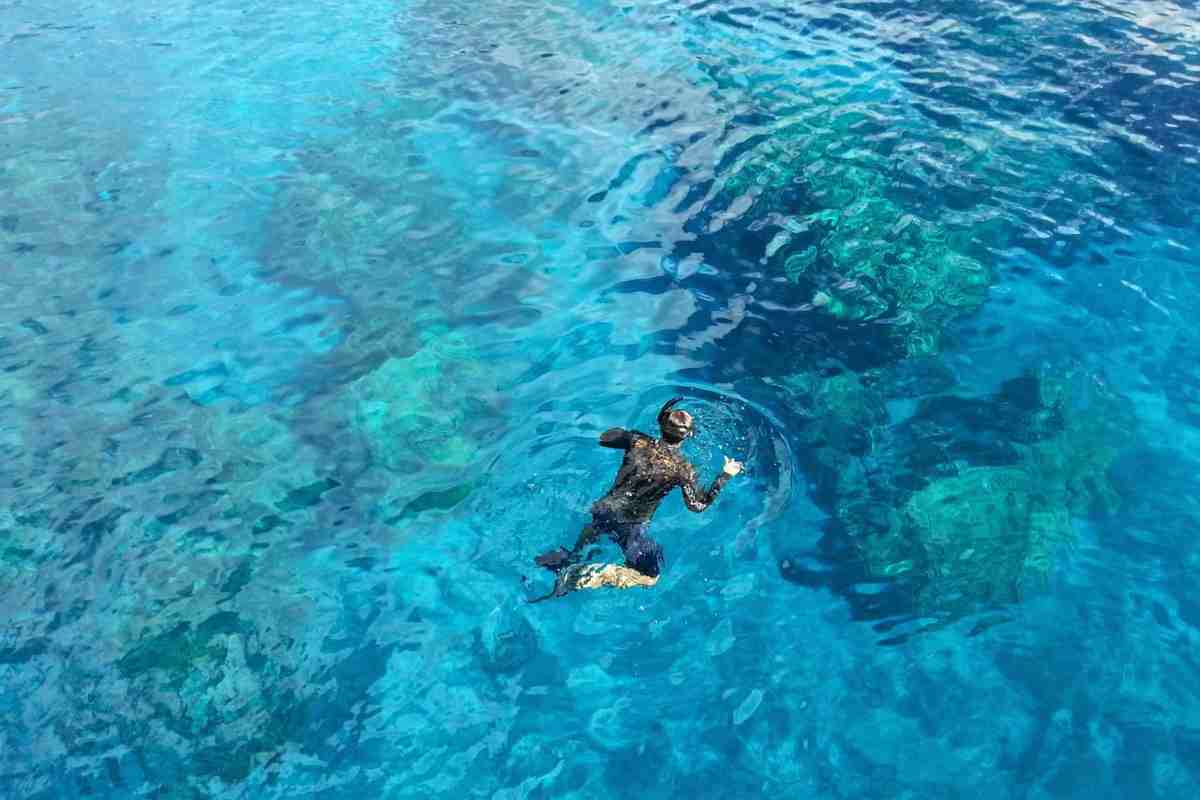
[680,456,743,512]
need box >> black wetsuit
[539,427,730,578]
[593,427,730,522]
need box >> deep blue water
[3,0,1200,796]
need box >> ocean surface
[2,0,1199,797]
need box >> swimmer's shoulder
[629,430,655,449]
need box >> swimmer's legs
[530,523,659,602]
[527,563,659,603]
[620,532,664,579]
[573,563,659,590]
[526,587,564,604]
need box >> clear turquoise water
[2,0,1200,796]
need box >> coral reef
[779,364,1135,620]
[709,153,992,359]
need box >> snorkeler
[530,397,743,601]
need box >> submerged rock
[478,605,538,673]
[882,466,1066,609]
[692,111,994,364]
[895,366,1130,612]
[349,342,483,472]
[335,330,505,521]
[780,363,1135,621]
[587,697,642,752]
[777,196,991,357]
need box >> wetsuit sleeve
[599,428,638,449]
[679,464,731,512]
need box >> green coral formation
[1024,371,1133,518]
[348,338,483,473]
[870,466,1069,610]
[117,612,242,686]
[253,148,518,526]
[818,201,986,350]
[779,363,1135,619]
[765,194,991,357]
[774,369,887,456]
[327,327,505,524]
[703,105,994,360]
[873,366,1133,613]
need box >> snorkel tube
[658,396,684,428]
[657,396,694,444]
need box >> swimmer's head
[657,397,694,443]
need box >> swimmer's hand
[722,456,743,477]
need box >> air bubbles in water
[686,395,757,476]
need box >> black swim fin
[527,571,573,604]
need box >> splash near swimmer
[530,397,743,602]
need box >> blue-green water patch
[4,0,1200,798]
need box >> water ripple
[4,0,1200,796]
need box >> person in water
[531,397,743,600]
